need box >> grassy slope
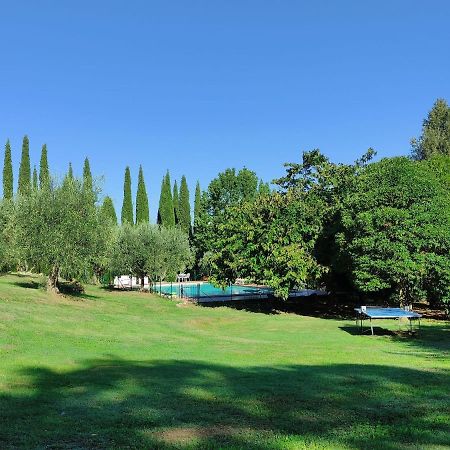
[0,274,448,450]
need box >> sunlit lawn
[0,273,448,449]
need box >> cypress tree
[83,157,93,193]
[194,181,202,228]
[3,139,13,199]
[67,162,74,180]
[100,196,118,225]
[32,166,38,191]
[121,166,133,224]
[157,171,175,227]
[39,144,50,189]
[173,180,179,223]
[135,165,149,224]
[178,175,191,234]
[18,135,31,196]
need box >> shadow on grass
[13,280,44,290]
[200,295,357,320]
[1,359,448,449]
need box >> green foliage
[193,180,202,229]
[172,180,179,223]
[109,223,191,285]
[411,98,450,160]
[18,135,31,196]
[100,196,118,226]
[121,166,133,225]
[83,158,97,203]
[338,157,450,306]
[258,179,271,196]
[0,200,15,271]
[3,140,13,199]
[193,168,261,276]
[177,175,191,235]
[67,162,74,180]
[32,166,38,191]
[207,167,259,216]
[208,190,326,299]
[157,171,175,227]
[13,177,101,290]
[39,144,50,189]
[135,165,149,224]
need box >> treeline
[193,99,450,309]
[1,99,449,310]
[0,140,193,291]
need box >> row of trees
[1,98,449,308]
[0,143,192,291]
[119,166,194,235]
[193,99,450,308]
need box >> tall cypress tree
[32,166,38,191]
[178,175,191,234]
[121,166,133,224]
[3,140,13,199]
[39,144,50,189]
[157,171,175,227]
[18,135,31,196]
[135,165,149,224]
[100,196,118,225]
[67,162,74,180]
[194,181,202,228]
[173,180,179,223]
[83,157,93,192]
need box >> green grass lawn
[0,273,449,449]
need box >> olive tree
[109,223,192,288]
[14,177,101,292]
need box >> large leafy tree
[121,166,133,224]
[14,177,101,291]
[411,98,450,160]
[157,171,175,227]
[193,168,260,274]
[18,135,31,196]
[39,144,50,189]
[3,140,13,199]
[177,175,191,235]
[208,190,326,299]
[337,156,450,306]
[135,165,149,224]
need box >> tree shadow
[13,280,44,290]
[1,358,448,449]
[200,295,357,320]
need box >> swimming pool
[154,282,273,302]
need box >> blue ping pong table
[355,306,422,335]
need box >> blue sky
[1,1,449,221]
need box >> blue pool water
[155,282,273,299]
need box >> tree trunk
[140,275,145,291]
[47,265,60,293]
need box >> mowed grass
[0,274,449,449]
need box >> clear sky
[1,1,449,221]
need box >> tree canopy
[411,98,450,160]
[14,177,101,291]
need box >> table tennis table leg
[370,318,373,335]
